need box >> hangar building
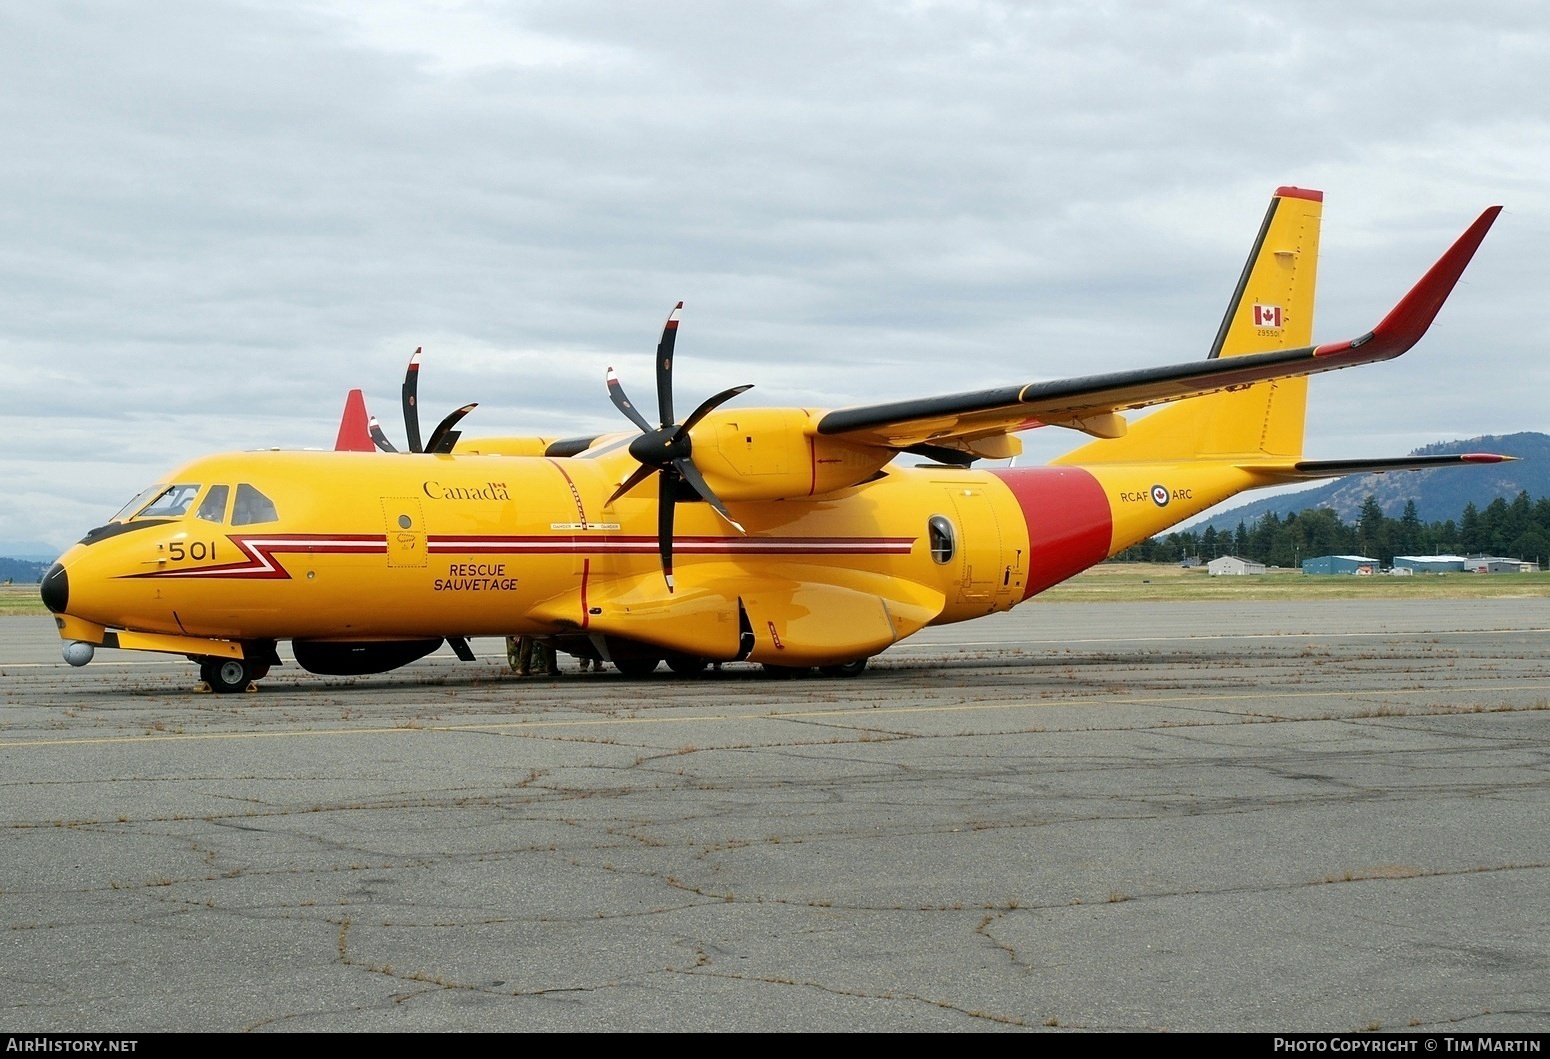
[1393,555,1468,573]
[1302,555,1379,575]
[1208,556,1266,576]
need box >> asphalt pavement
[2,599,1547,1032]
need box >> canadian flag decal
[1253,303,1283,328]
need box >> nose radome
[40,562,68,614]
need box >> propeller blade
[607,462,658,506]
[425,403,477,454]
[655,301,683,428]
[678,384,753,436]
[606,368,654,433]
[402,347,424,453]
[673,457,746,534]
[658,467,678,592]
[367,416,399,453]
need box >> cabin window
[138,484,202,519]
[231,484,279,526]
[195,485,230,523]
[928,515,956,564]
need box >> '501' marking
[167,540,219,562]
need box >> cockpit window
[195,485,230,524]
[137,484,202,519]
[231,484,279,526]
[111,485,168,522]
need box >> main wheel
[664,654,708,676]
[612,656,661,678]
[818,658,869,678]
[200,658,254,694]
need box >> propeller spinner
[605,302,752,592]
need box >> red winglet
[334,389,375,452]
[1326,206,1502,364]
[1371,205,1502,346]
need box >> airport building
[1302,555,1379,575]
[1207,556,1266,576]
[1465,556,1539,574]
[1393,555,1468,573]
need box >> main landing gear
[591,653,872,679]
[603,653,711,677]
[761,658,869,679]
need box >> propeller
[368,347,478,454]
[605,302,752,592]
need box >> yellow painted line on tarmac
[3,681,1548,750]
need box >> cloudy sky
[3,1,1546,555]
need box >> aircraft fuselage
[46,443,1269,673]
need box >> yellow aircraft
[42,188,1510,691]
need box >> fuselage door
[945,486,1004,606]
[382,497,428,568]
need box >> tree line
[1115,492,1550,568]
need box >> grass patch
[1035,563,1550,603]
[0,585,48,617]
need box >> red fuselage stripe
[126,533,916,579]
[989,467,1113,599]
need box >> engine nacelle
[689,408,893,501]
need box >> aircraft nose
[40,562,68,614]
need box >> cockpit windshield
[118,484,202,521]
[111,485,167,522]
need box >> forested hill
[1197,433,1550,533]
[0,558,48,584]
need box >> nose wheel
[199,658,261,694]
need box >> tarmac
[1,599,1548,1032]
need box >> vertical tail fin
[1053,186,1323,466]
[334,389,375,452]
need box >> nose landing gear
[198,657,267,694]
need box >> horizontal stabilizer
[817,206,1501,450]
[1242,452,1515,481]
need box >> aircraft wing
[816,206,1500,450]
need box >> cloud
[2,1,1547,549]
